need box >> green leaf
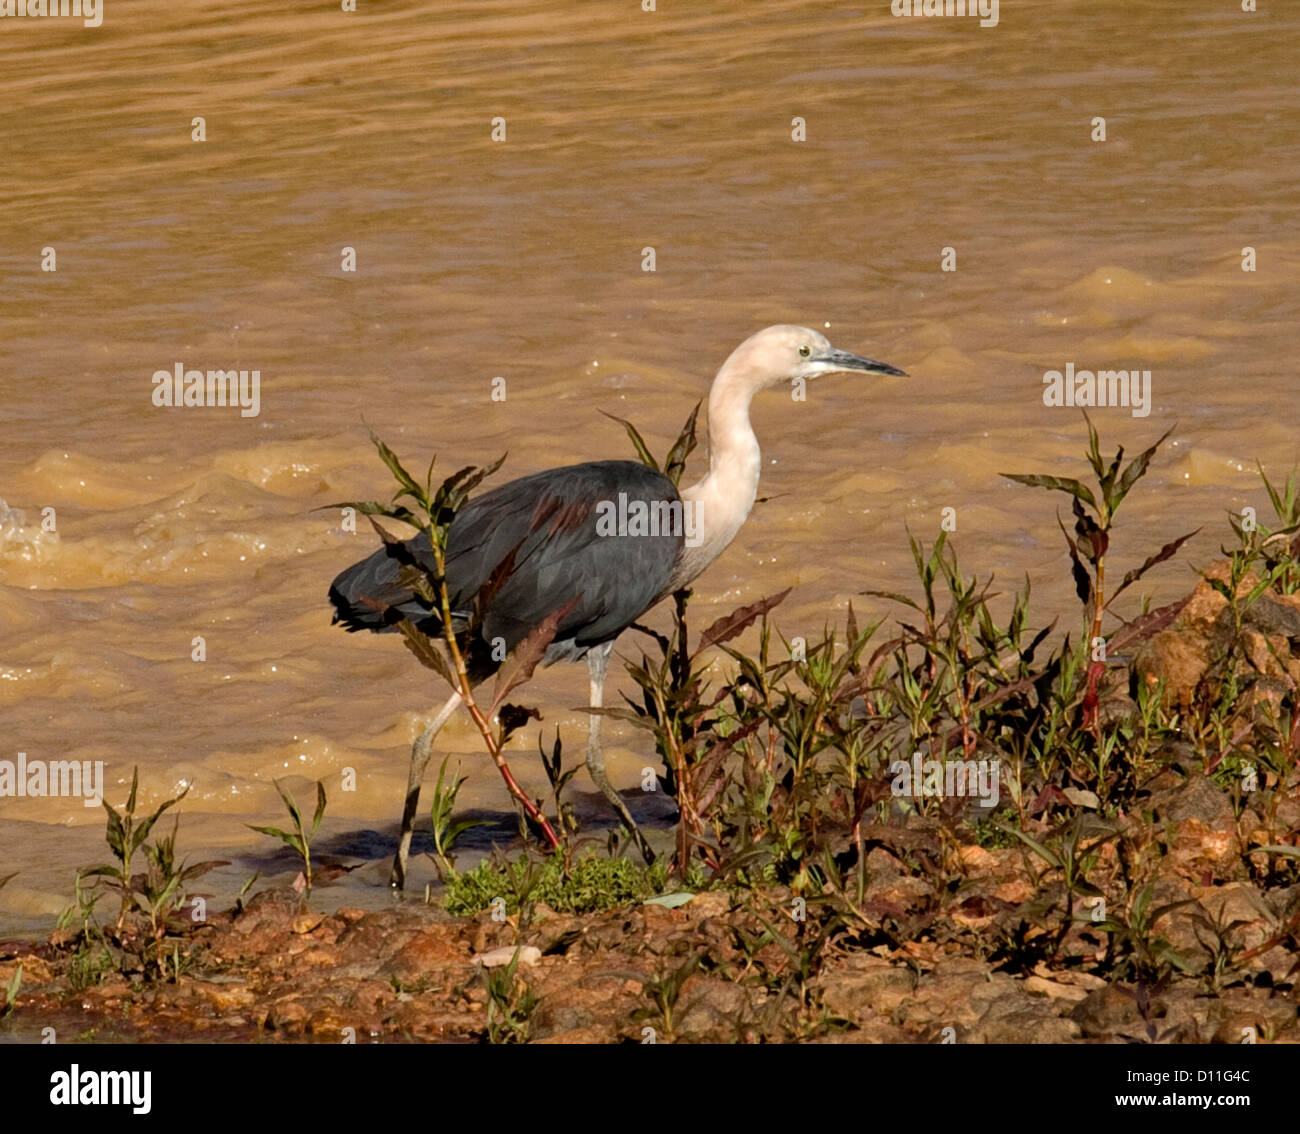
[993,821,1063,869]
[1001,472,1098,513]
[103,802,126,861]
[579,705,655,730]
[1083,410,1105,482]
[126,766,139,817]
[860,589,923,612]
[1206,577,1234,600]
[1149,899,1197,924]
[247,824,303,854]
[456,453,508,503]
[444,818,491,844]
[663,402,701,486]
[178,860,228,882]
[311,781,327,840]
[132,785,190,854]
[1100,442,1125,503]
[1114,425,1175,512]
[396,564,439,606]
[367,428,424,501]
[272,780,303,832]
[601,411,658,471]
[431,465,478,515]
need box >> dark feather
[328,460,685,680]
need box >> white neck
[671,370,762,589]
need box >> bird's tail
[327,534,441,634]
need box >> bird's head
[725,324,907,391]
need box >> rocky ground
[3,563,1299,1044]
[2,780,1296,1045]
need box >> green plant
[248,778,327,892]
[0,964,20,1019]
[635,951,703,1043]
[1097,879,1195,985]
[618,588,792,875]
[57,874,113,991]
[83,767,189,931]
[69,769,222,982]
[1002,413,1194,734]
[443,849,697,917]
[335,433,564,848]
[484,947,540,1044]
[232,872,260,916]
[1189,902,1252,993]
[1254,464,1300,594]
[996,812,1117,956]
[135,819,216,978]
[537,727,581,851]
[427,755,489,878]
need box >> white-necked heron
[329,325,906,885]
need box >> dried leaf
[497,703,541,745]
[396,621,457,686]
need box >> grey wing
[445,460,684,653]
[329,460,684,660]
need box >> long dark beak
[820,347,907,377]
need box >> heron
[328,324,905,886]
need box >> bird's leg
[585,642,655,863]
[390,690,463,889]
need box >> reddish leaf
[1105,596,1191,656]
[489,598,579,712]
[693,589,791,659]
[1109,530,1200,604]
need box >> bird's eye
[798,345,811,358]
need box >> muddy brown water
[1,0,1296,935]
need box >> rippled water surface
[1,0,1296,931]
